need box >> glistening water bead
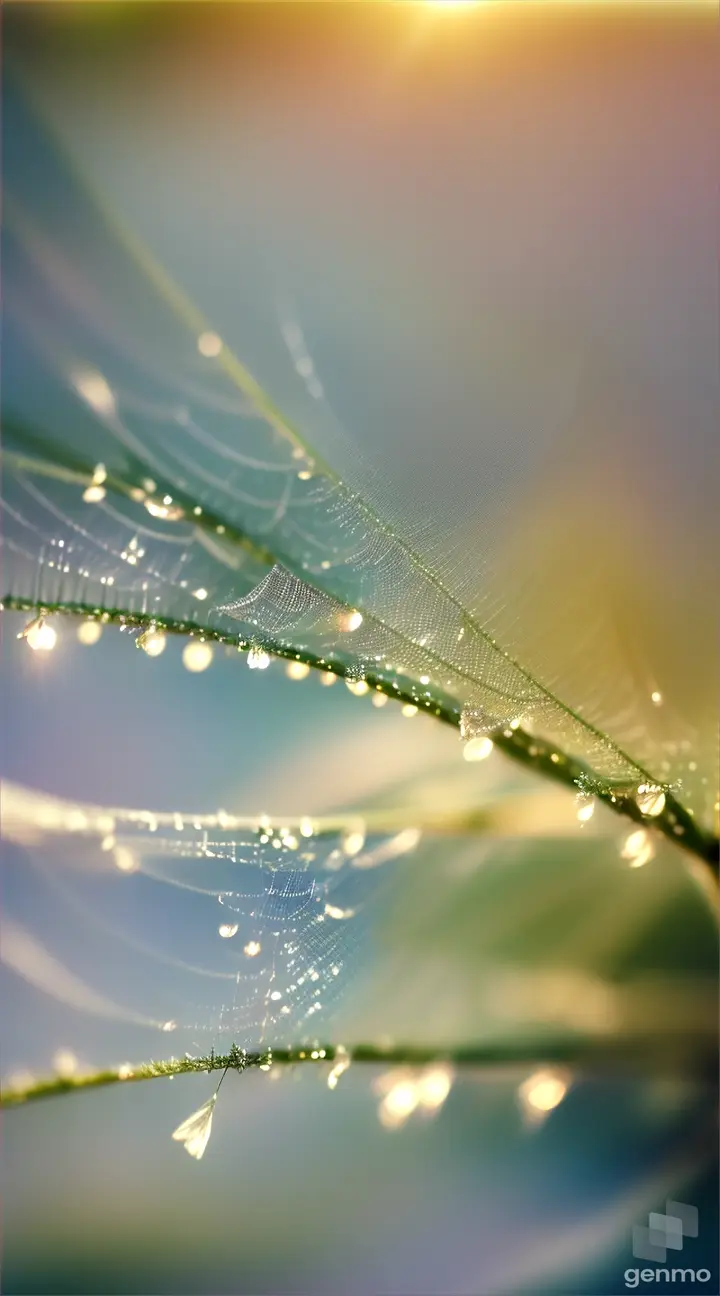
[19,617,57,651]
[182,640,214,673]
[137,629,167,657]
[635,785,666,818]
[218,923,239,939]
[76,620,103,646]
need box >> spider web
[1,81,715,831]
[3,783,420,1051]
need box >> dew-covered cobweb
[3,779,423,1051]
[2,80,716,836]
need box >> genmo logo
[624,1200,713,1288]
[624,1267,712,1289]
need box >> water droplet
[137,629,167,657]
[299,818,314,838]
[622,828,654,868]
[161,1020,177,1033]
[371,692,388,708]
[21,617,57,652]
[77,620,103,646]
[197,331,223,357]
[517,1068,570,1125]
[72,369,116,416]
[463,736,493,762]
[401,704,418,718]
[338,609,363,633]
[218,923,239,939]
[192,587,208,601]
[144,498,184,521]
[247,647,271,670]
[342,829,366,856]
[346,679,369,697]
[320,671,337,687]
[651,691,663,706]
[576,794,595,823]
[327,1046,351,1090]
[286,660,310,681]
[635,784,666,817]
[92,463,107,485]
[182,640,214,673]
[172,1092,217,1159]
[52,1048,78,1078]
[82,484,106,503]
[113,845,138,873]
[244,941,261,958]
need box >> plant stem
[2,1035,716,1109]
[3,596,718,877]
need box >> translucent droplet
[182,640,214,673]
[161,1020,177,1032]
[371,693,388,708]
[621,828,654,868]
[346,679,369,697]
[327,1046,350,1090]
[244,941,261,958]
[576,794,595,823]
[517,1068,570,1125]
[172,1092,217,1160]
[137,629,167,657]
[113,845,138,873]
[52,1048,78,1078]
[324,903,354,920]
[299,818,314,838]
[376,1077,419,1130]
[92,463,108,485]
[286,660,310,681]
[77,620,103,646]
[192,587,209,601]
[82,484,106,504]
[342,829,366,856]
[416,1065,454,1111]
[144,499,184,521]
[22,617,57,652]
[247,647,271,670]
[635,784,666,817]
[218,923,239,939]
[319,671,337,687]
[463,736,493,762]
[73,369,116,416]
[651,691,663,706]
[401,704,418,718]
[338,609,363,633]
[197,331,223,357]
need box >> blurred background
[2,4,718,1295]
